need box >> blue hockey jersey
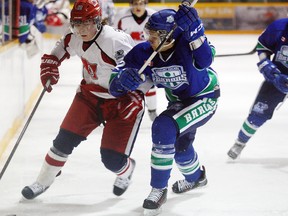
[257,18,288,75]
[112,33,220,102]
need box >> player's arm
[256,23,288,94]
[174,5,213,70]
[40,32,72,92]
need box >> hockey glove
[118,68,145,91]
[40,54,61,92]
[257,59,281,82]
[273,74,288,94]
[117,91,144,121]
[174,5,204,41]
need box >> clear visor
[143,28,160,41]
[70,18,97,28]
[70,19,100,41]
[70,18,99,37]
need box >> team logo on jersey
[276,45,288,67]
[115,49,124,60]
[81,58,98,80]
[151,65,188,89]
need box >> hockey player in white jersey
[21,0,144,200]
[116,0,158,121]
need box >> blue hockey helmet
[144,9,176,42]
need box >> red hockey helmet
[70,0,102,23]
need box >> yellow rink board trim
[0,84,42,160]
[0,40,18,53]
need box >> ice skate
[113,158,136,196]
[172,166,207,194]
[148,110,157,121]
[21,182,49,199]
[143,187,167,216]
[227,140,246,160]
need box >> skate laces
[114,177,130,189]
[176,180,195,191]
[147,188,166,202]
[232,142,245,153]
[29,182,47,193]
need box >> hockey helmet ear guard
[144,9,176,43]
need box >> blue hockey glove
[118,68,145,91]
[174,5,204,41]
[273,74,288,94]
[257,59,281,82]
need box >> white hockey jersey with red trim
[50,25,135,99]
[116,8,156,45]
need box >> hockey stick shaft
[215,45,257,57]
[0,81,50,180]
[138,0,198,75]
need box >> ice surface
[0,34,288,216]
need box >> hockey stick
[0,81,50,180]
[138,0,198,75]
[215,45,257,57]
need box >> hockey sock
[36,146,68,187]
[115,158,133,178]
[238,118,259,143]
[175,152,201,182]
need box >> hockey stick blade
[215,45,257,57]
[138,0,198,75]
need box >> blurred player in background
[44,0,71,27]
[19,0,48,58]
[21,0,143,200]
[228,17,288,160]
[99,0,115,26]
[116,0,158,121]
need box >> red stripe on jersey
[101,51,116,66]
[118,20,122,30]
[80,80,109,94]
[45,154,66,167]
[145,91,156,96]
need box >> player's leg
[101,96,144,196]
[143,98,217,213]
[172,132,207,194]
[142,114,176,214]
[170,98,217,194]
[21,93,99,199]
[228,81,286,159]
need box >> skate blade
[143,207,162,216]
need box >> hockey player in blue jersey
[228,18,288,160]
[19,0,48,57]
[109,5,220,215]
